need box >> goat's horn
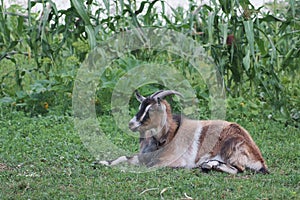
[135,90,146,103]
[150,90,183,100]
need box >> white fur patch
[128,155,139,165]
[140,105,152,121]
[196,154,224,167]
[110,156,129,166]
[247,161,263,171]
[186,125,203,168]
[215,163,238,174]
[199,155,238,174]
[99,160,110,166]
[171,124,202,168]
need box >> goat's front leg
[99,134,159,167]
[99,155,140,166]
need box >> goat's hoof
[259,167,269,174]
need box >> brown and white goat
[100,90,269,174]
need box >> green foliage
[0,0,299,124]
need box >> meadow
[0,0,299,199]
[0,107,299,199]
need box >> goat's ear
[135,90,146,103]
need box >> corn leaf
[71,0,96,49]
[243,20,255,60]
[85,25,96,50]
[243,48,251,72]
[207,13,215,44]
[71,0,91,25]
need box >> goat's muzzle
[129,117,140,132]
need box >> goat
[99,90,269,174]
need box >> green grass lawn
[0,109,299,199]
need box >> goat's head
[128,90,182,135]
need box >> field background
[0,0,299,199]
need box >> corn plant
[0,0,299,124]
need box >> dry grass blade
[181,192,193,200]
[139,187,159,195]
[160,187,172,199]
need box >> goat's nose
[128,118,139,131]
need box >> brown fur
[100,92,269,174]
[195,120,230,163]
[210,123,268,172]
[158,100,180,145]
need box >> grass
[0,107,299,199]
